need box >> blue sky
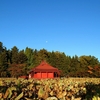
[0,0,100,60]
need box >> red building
[29,61,61,79]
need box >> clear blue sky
[0,0,100,60]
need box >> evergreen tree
[18,50,27,64]
[0,43,8,77]
[11,46,19,64]
[25,47,34,67]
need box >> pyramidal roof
[34,61,58,70]
[30,61,61,75]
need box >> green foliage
[0,42,3,53]
[25,47,34,66]
[70,55,80,71]
[18,50,27,64]
[85,82,100,99]
[0,41,100,77]
[11,46,19,64]
[0,43,8,77]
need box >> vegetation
[0,41,100,78]
[0,78,100,99]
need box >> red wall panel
[41,73,47,78]
[32,72,54,78]
[48,72,54,78]
[36,72,41,78]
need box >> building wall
[32,72,54,78]
[41,72,47,78]
[36,72,41,78]
[48,72,54,78]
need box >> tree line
[0,41,100,78]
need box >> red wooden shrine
[29,61,60,79]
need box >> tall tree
[11,46,19,64]
[18,50,27,64]
[70,55,80,71]
[34,49,49,65]
[25,47,34,66]
[79,55,99,69]
[0,42,3,54]
[0,47,8,77]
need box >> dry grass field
[0,77,100,100]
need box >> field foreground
[0,77,100,100]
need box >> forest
[0,41,100,78]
